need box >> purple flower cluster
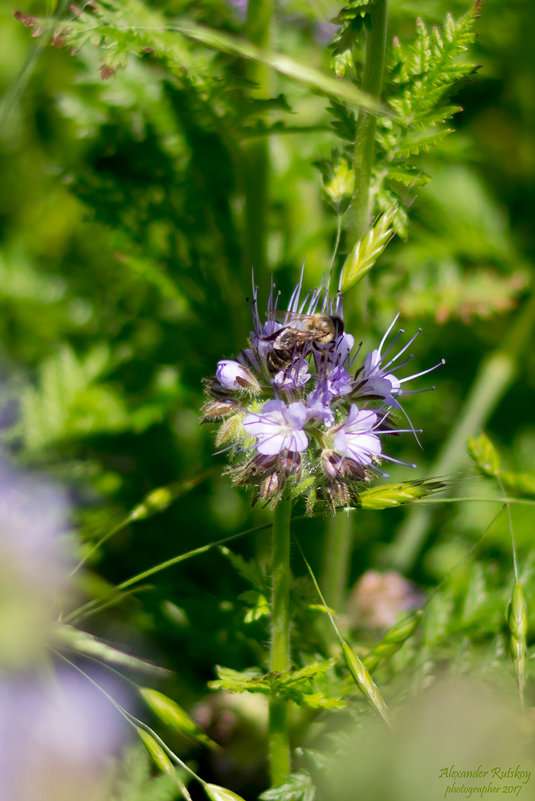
[202,274,443,512]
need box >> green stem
[388,287,535,572]
[321,510,353,615]
[243,0,274,280]
[348,0,388,241]
[269,497,292,786]
[321,0,388,620]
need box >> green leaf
[209,665,267,694]
[139,688,218,749]
[467,432,501,477]
[467,434,535,497]
[259,770,316,801]
[174,21,390,116]
[20,344,129,450]
[365,6,479,235]
[218,546,266,591]
[500,470,535,498]
[241,590,270,623]
[209,661,342,710]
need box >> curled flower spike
[202,272,443,513]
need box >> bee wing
[266,310,313,330]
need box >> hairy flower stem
[348,0,388,242]
[269,496,292,786]
[321,0,388,620]
[243,0,274,281]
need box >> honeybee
[264,312,344,373]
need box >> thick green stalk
[243,0,274,280]
[269,497,292,785]
[348,0,388,242]
[321,0,388,613]
[388,288,535,572]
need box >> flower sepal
[215,411,246,448]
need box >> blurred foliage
[1,0,535,798]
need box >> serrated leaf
[467,433,500,477]
[140,688,218,749]
[20,343,129,450]
[209,661,341,709]
[396,129,452,158]
[209,665,267,694]
[241,590,270,623]
[259,770,316,801]
[218,546,266,591]
[368,6,478,234]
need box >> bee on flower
[202,273,443,513]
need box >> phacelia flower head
[202,271,442,513]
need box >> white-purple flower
[354,315,444,407]
[331,405,382,466]
[305,388,336,428]
[272,357,312,391]
[216,359,260,392]
[244,400,309,456]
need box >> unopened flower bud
[201,399,238,422]
[229,454,277,486]
[279,451,302,479]
[327,480,350,509]
[216,360,260,392]
[321,449,341,480]
[260,471,282,502]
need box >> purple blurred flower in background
[0,459,72,669]
[202,273,442,512]
[0,461,132,800]
[0,669,129,801]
